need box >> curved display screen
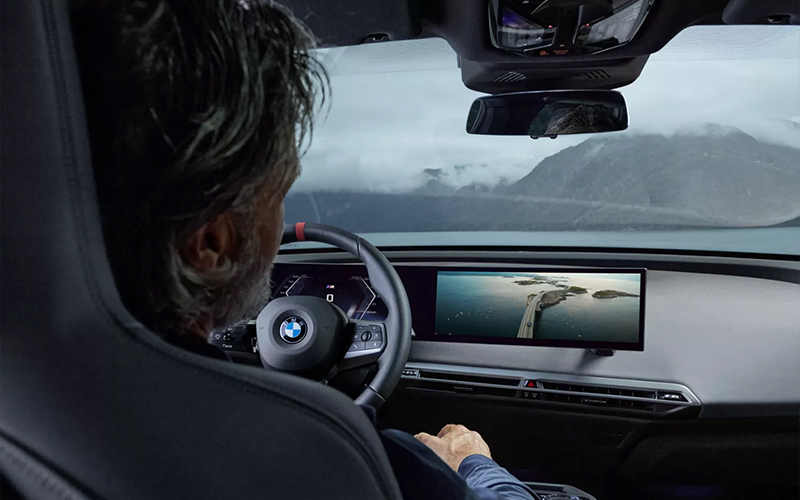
[434,270,644,349]
[269,264,646,351]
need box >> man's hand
[414,424,492,472]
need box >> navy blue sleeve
[379,429,536,500]
[459,455,538,500]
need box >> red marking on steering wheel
[295,222,306,241]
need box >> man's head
[72,0,326,337]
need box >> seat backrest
[0,1,403,498]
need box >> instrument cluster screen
[271,266,388,322]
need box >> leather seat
[0,1,403,498]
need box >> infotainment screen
[433,270,645,350]
[269,264,645,351]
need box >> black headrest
[0,1,402,498]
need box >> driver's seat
[0,1,402,498]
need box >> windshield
[286,26,800,255]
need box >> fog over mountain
[285,129,800,231]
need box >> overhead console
[489,0,655,57]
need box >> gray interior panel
[409,271,800,418]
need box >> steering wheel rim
[257,222,412,410]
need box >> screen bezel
[413,266,646,352]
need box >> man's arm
[380,428,536,500]
[459,454,538,500]
[415,424,537,500]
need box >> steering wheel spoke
[339,321,386,370]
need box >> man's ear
[179,211,239,273]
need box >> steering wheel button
[360,331,372,342]
[368,324,382,331]
[366,340,382,350]
[370,332,383,342]
[348,341,366,351]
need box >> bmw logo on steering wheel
[280,317,307,343]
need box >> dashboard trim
[403,362,702,407]
[409,376,696,407]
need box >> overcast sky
[295,26,800,193]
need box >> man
[71,1,536,499]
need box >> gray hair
[164,205,274,333]
[72,0,328,336]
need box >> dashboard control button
[222,332,235,342]
[365,340,382,350]
[370,332,383,342]
[360,331,372,342]
[348,342,366,352]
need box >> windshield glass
[286,26,800,255]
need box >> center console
[525,482,596,500]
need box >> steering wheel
[255,223,412,410]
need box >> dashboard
[204,248,800,498]
[267,255,800,420]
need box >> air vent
[539,381,663,412]
[581,70,610,80]
[493,71,526,83]
[401,366,700,417]
[403,370,521,399]
[418,370,519,386]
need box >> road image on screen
[434,271,641,344]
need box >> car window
[286,26,800,255]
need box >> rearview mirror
[466,90,628,138]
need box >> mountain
[285,129,800,232]
[413,164,517,194]
[504,129,800,226]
